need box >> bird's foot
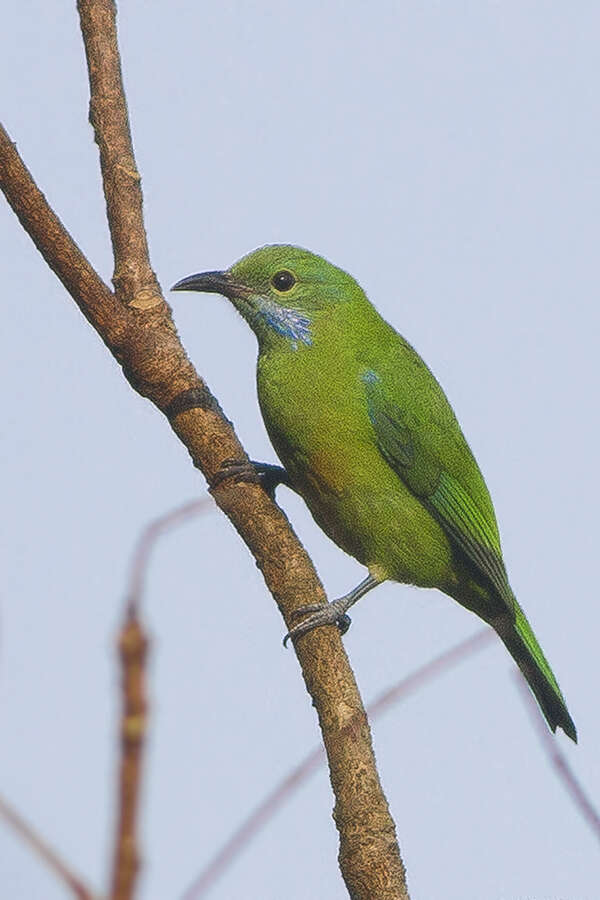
[282,575,380,647]
[210,458,292,499]
[283,600,352,646]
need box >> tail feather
[495,599,577,742]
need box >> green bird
[173,245,576,741]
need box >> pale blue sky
[2,3,598,898]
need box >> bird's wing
[362,368,513,609]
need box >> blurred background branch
[516,676,600,843]
[0,796,96,900]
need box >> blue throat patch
[256,297,313,349]
[361,369,380,385]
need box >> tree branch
[0,795,96,900]
[77,0,160,308]
[111,614,148,900]
[0,3,408,896]
[517,675,600,842]
[0,124,123,344]
[110,499,210,900]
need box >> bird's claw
[289,603,323,620]
[210,459,291,499]
[283,603,352,646]
[210,458,260,492]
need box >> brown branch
[517,675,600,842]
[0,795,97,900]
[111,500,211,899]
[0,4,408,896]
[110,612,148,900]
[184,628,493,898]
[0,125,123,344]
[77,0,160,308]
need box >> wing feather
[362,368,513,609]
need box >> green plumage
[173,244,576,741]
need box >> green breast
[255,309,458,591]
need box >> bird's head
[172,244,365,351]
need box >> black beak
[171,270,237,297]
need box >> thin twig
[183,628,493,898]
[365,628,493,719]
[517,675,600,841]
[0,794,98,900]
[126,498,211,618]
[110,499,211,900]
[182,750,322,900]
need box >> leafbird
[173,245,576,741]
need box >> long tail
[494,599,577,742]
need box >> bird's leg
[210,458,295,499]
[283,574,380,646]
[252,462,296,497]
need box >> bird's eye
[271,270,296,292]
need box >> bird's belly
[257,354,456,591]
[279,440,456,591]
